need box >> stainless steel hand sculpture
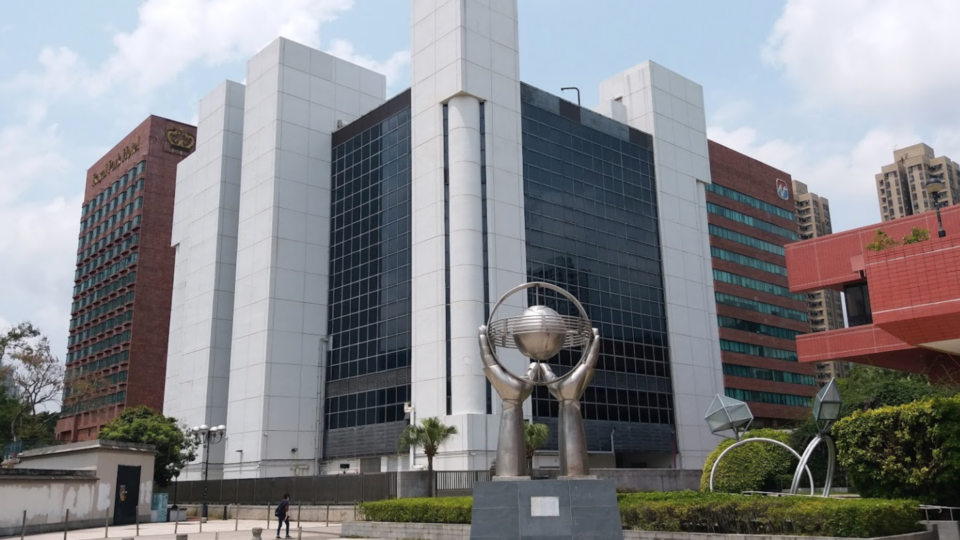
[540,328,601,477]
[479,325,537,478]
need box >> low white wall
[0,473,109,537]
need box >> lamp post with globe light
[925,174,947,238]
[191,424,225,520]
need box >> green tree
[397,417,458,473]
[100,406,197,486]
[524,422,549,474]
[0,324,63,442]
[701,428,800,494]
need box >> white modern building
[164,0,723,479]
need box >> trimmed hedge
[358,497,472,524]
[700,428,799,493]
[833,394,960,505]
[358,492,923,538]
[618,492,922,538]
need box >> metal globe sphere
[511,305,567,361]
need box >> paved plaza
[9,520,361,540]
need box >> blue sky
[2,0,959,371]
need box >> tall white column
[447,96,486,414]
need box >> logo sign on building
[776,178,790,201]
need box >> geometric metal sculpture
[789,378,842,497]
[479,281,599,478]
[704,397,815,495]
[704,394,754,440]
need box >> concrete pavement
[5,520,364,540]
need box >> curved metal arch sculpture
[789,434,837,497]
[709,437,815,495]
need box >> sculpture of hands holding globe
[479,282,599,478]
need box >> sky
[2,0,959,375]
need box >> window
[325,385,410,429]
[720,339,798,361]
[711,247,787,276]
[713,269,803,301]
[844,282,872,327]
[722,364,815,385]
[705,183,795,220]
[725,388,811,407]
[706,202,797,240]
[716,316,803,340]
[715,292,808,322]
[709,225,786,256]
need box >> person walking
[275,493,292,539]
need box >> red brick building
[57,116,196,442]
[706,141,818,425]
[786,204,960,381]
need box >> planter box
[342,522,944,540]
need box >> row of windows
[713,269,803,301]
[720,339,799,362]
[711,247,787,277]
[70,285,136,330]
[723,364,815,386]
[705,183,795,221]
[327,107,412,382]
[82,161,145,216]
[324,384,410,430]
[715,292,809,322]
[67,330,131,364]
[63,370,128,399]
[72,277,135,315]
[75,234,139,282]
[521,91,671,427]
[709,225,786,256]
[68,310,133,347]
[707,202,798,241]
[77,216,142,265]
[78,195,143,251]
[66,350,130,381]
[716,316,803,341]
[61,390,126,416]
[73,252,138,296]
[725,387,811,408]
[80,178,144,234]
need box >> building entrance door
[114,465,141,525]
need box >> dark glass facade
[520,83,674,461]
[323,91,413,459]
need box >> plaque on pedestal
[470,478,623,540]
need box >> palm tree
[398,417,458,472]
[525,422,550,475]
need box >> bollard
[234,504,239,532]
[64,509,70,540]
[266,503,270,529]
[325,504,329,526]
[252,527,263,540]
[199,515,203,534]
[20,510,26,540]
[216,532,219,540]
[297,525,301,540]
[135,506,139,537]
[174,511,179,535]
[104,507,110,539]
[223,505,228,521]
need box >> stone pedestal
[470,478,623,540]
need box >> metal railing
[434,471,491,496]
[921,505,960,522]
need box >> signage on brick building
[92,137,141,185]
[166,128,196,151]
[776,178,790,201]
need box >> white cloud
[763,0,960,124]
[327,38,410,89]
[0,195,81,362]
[0,116,69,205]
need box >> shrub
[618,492,922,537]
[700,428,798,494]
[360,492,923,537]
[358,497,472,524]
[833,395,960,505]
[866,229,900,251]
[902,227,930,245]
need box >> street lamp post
[191,424,226,520]
[925,175,947,238]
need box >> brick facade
[57,116,196,442]
[707,140,817,425]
